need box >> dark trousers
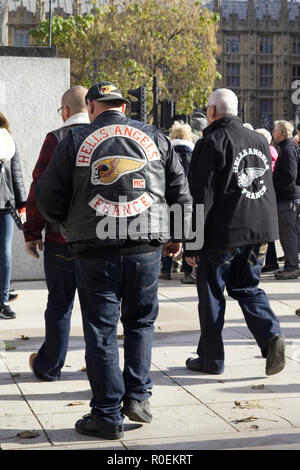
[277,200,300,271]
[161,255,192,274]
[33,242,76,381]
[265,241,278,267]
[75,249,161,425]
[195,244,282,373]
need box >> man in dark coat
[272,120,300,280]
[185,88,285,376]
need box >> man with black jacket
[272,120,300,280]
[35,81,192,440]
[185,88,285,377]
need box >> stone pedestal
[0,48,70,280]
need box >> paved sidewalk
[0,261,300,452]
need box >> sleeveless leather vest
[45,124,82,233]
[60,113,171,245]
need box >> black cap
[191,112,207,131]
[85,81,130,105]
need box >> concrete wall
[0,52,70,280]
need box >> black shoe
[75,413,124,440]
[277,256,285,262]
[275,269,300,280]
[185,357,224,374]
[261,264,279,273]
[122,397,152,423]
[8,291,18,302]
[0,304,16,319]
[265,335,285,376]
[181,274,197,284]
[159,272,171,280]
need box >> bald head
[61,86,88,115]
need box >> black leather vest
[61,113,171,245]
[45,124,82,233]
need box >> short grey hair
[274,120,294,139]
[207,88,238,117]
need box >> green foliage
[29,0,221,116]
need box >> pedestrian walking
[0,112,26,319]
[272,120,300,279]
[255,128,279,274]
[35,81,192,439]
[185,88,285,376]
[23,86,89,381]
[159,120,196,284]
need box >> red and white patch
[76,124,160,167]
[132,179,145,189]
[89,192,154,217]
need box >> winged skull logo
[237,167,267,188]
[100,85,118,95]
[92,156,146,185]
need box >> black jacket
[273,138,300,201]
[0,144,26,212]
[186,116,278,253]
[35,110,192,256]
[172,141,193,177]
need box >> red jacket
[23,132,65,244]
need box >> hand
[185,256,199,267]
[163,241,182,257]
[25,239,43,259]
[17,207,26,224]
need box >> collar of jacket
[91,110,126,126]
[278,137,294,148]
[203,115,242,136]
[171,138,194,151]
[60,112,90,128]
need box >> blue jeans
[32,242,76,381]
[0,213,14,305]
[75,249,161,425]
[195,244,282,373]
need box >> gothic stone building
[0,1,106,47]
[206,0,300,129]
[1,0,300,129]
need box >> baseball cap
[85,81,130,105]
[191,112,208,131]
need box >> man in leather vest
[35,81,192,440]
[23,85,89,381]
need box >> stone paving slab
[0,272,300,452]
[125,428,300,450]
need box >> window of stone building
[292,65,300,81]
[292,39,300,55]
[259,64,273,88]
[259,99,273,130]
[226,63,240,88]
[13,30,29,47]
[226,37,240,54]
[259,36,273,54]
